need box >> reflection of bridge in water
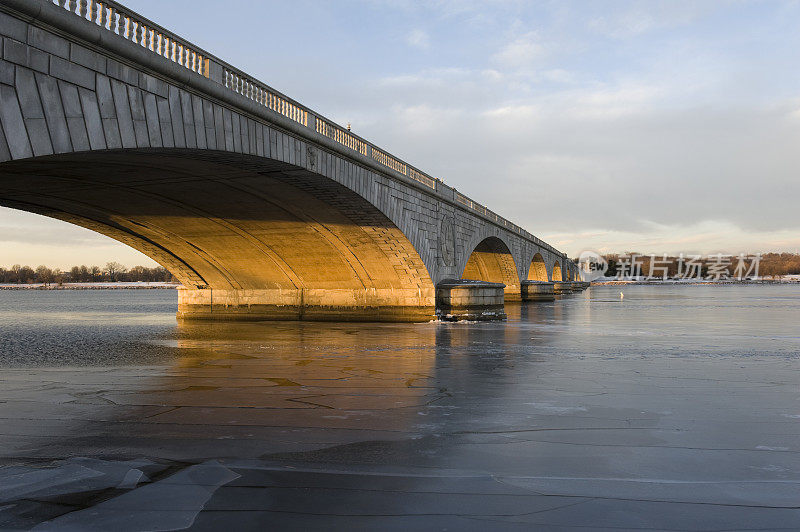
[0,0,584,320]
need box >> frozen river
[1,285,799,530]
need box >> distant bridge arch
[552,261,563,282]
[461,236,520,300]
[527,253,549,282]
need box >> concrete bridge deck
[0,0,579,320]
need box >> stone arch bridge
[0,0,579,321]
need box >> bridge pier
[177,287,436,322]
[435,280,507,321]
[553,281,590,294]
[553,281,573,294]
[521,281,555,301]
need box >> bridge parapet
[53,0,211,78]
[27,0,563,257]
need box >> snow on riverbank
[0,282,180,290]
[593,277,800,285]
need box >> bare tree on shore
[0,264,175,284]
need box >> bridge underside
[0,150,436,321]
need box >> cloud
[0,209,156,268]
[345,60,800,255]
[405,29,430,49]
[544,221,800,257]
[491,31,545,71]
[586,1,714,39]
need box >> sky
[3,0,800,268]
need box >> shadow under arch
[527,252,549,282]
[551,261,563,282]
[0,149,436,321]
[461,236,521,300]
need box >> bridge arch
[551,261,563,282]
[0,150,436,320]
[527,253,549,282]
[460,236,521,299]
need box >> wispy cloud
[491,31,546,71]
[405,28,430,49]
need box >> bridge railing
[315,120,368,156]
[53,0,210,77]
[224,69,308,127]
[43,0,562,257]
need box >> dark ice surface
[0,285,799,530]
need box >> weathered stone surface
[0,58,13,85]
[78,87,106,150]
[22,116,53,156]
[138,72,168,99]
[168,86,186,148]
[0,114,10,161]
[2,38,24,65]
[58,79,90,151]
[0,83,32,158]
[553,281,573,294]
[3,38,47,73]
[156,97,174,148]
[436,280,507,321]
[49,55,93,89]
[179,90,195,149]
[106,58,138,85]
[521,281,555,301]
[0,10,27,42]
[69,42,105,72]
[189,94,204,148]
[110,79,136,148]
[178,287,437,322]
[35,73,71,153]
[142,92,162,147]
[126,85,149,147]
[15,67,43,119]
[27,25,69,59]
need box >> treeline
[759,253,800,276]
[0,262,176,284]
[599,252,800,279]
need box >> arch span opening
[461,236,521,300]
[0,150,436,321]
[527,253,549,282]
[552,261,563,282]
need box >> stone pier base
[553,281,573,294]
[435,280,507,321]
[177,287,436,322]
[521,281,555,301]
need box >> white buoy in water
[620,291,624,300]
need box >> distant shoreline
[0,282,180,290]
[593,279,800,286]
